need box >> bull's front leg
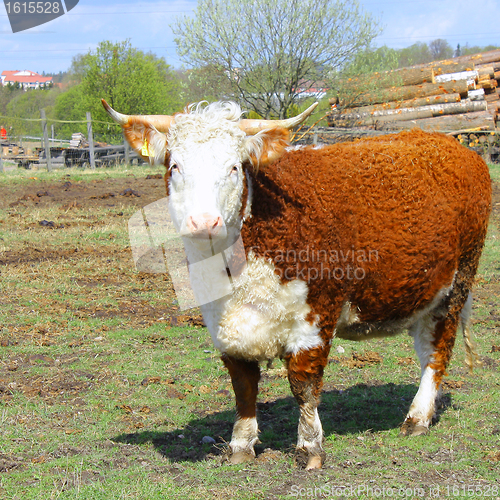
[221,354,261,464]
[285,345,330,470]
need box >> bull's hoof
[295,448,325,470]
[305,455,323,470]
[409,424,429,436]
[228,451,255,464]
[400,418,429,436]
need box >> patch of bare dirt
[0,453,24,473]
[0,365,108,403]
[1,174,166,212]
[331,351,383,368]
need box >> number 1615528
[5,2,61,14]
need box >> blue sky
[1,0,500,75]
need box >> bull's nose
[186,213,224,237]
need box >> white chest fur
[214,252,322,361]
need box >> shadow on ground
[113,383,453,463]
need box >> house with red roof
[1,70,52,89]
[295,79,328,99]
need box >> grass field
[0,162,499,500]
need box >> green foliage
[460,43,500,56]
[53,84,88,138]
[4,87,61,137]
[69,40,183,142]
[177,65,235,104]
[1,41,183,143]
[45,71,67,84]
[1,36,499,145]
[343,45,400,75]
[0,84,23,116]
[397,42,433,67]
[173,0,380,119]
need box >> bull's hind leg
[221,354,260,463]
[285,345,330,469]
[402,280,474,436]
[402,309,450,436]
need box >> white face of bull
[167,127,249,241]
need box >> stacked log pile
[328,49,500,133]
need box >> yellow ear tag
[141,139,150,157]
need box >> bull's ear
[121,119,169,166]
[245,128,290,169]
[101,99,170,166]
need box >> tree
[0,84,23,116]
[5,87,60,136]
[429,39,453,61]
[343,45,400,76]
[176,65,235,104]
[460,43,500,56]
[53,84,88,138]
[398,42,432,67]
[173,0,379,118]
[68,40,183,142]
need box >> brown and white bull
[103,99,491,469]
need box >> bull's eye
[229,165,239,185]
[169,163,182,186]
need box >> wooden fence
[0,110,136,172]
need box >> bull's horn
[101,99,127,125]
[239,102,319,134]
[101,99,174,133]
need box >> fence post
[86,112,96,169]
[40,109,52,171]
[51,124,55,141]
